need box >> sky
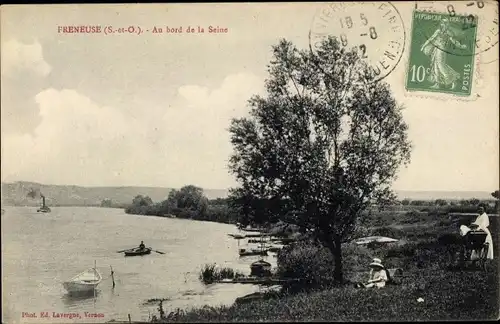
[1,2,499,191]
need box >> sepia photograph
[1,2,499,323]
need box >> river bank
[148,209,499,322]
[152,266,499,322]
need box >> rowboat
[250,259,272,276]
[239,248,268,257]
[228,233,246,239]
[63,267,102,294]
[124,247,152,257]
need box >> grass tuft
[199,264,245,284]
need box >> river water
[1,207,275,323]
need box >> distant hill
[0,181,229,207]
[0,181,494,207]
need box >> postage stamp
[405,11,477,96]
[309,2,406,83]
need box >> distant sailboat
[37,195,51,213]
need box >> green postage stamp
[405,11,478,96]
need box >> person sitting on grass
[355,258,388,288]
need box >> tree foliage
[174,185,209,212]
[228,37,412,283]
[132,195,154,207]
[434,199,448,207]
[101,199,113,207]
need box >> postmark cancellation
[309,2,406,84]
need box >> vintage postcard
[1,2,499,323]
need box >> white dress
[460,212,494,260]
[365,269,388,288]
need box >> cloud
[1,39,52,77]
[2,89,147,185]
[172,74,264,141]
[156,72,265,187]
[1,73,265,188]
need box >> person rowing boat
[139,241,146,250]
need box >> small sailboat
[37,195,51,213]
[63,266,102,294]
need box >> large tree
[163,185,209,218]
[174,185,208,211]
[132,195,153,207]
[228,37,411,283]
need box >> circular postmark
[309,2,406,83]
[415,0,499,63]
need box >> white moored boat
[63,267,102,294]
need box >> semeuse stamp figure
[406,11,478,96]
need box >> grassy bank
[152,209,499,322]
[158,268,498,322]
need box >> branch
[288,71,303,101]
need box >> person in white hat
[356,258,388,288]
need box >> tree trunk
[333,237,343,284]
[326,236,343,285]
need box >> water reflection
[61,289,100,307]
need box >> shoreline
[144,209,499,322]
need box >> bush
[399,211,428,224]
[386,243,418,258]
[341,244,374,274]
[276,241,335,288]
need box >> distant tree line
[124,185,241,224]
[399,198,489,207]
[124,186,499,225]
[397,191,499,213]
